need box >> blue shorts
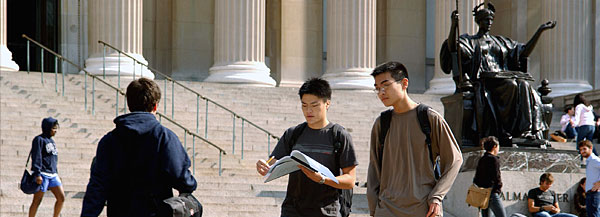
[39,174,62,192]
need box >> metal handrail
[22,34,227,175]
[98,40,281,158]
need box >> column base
[322,70,375,90]
[425,77,455,95]
[0,45,19,71]
[83,53,155,79]
[278,80,304,88]
[206,62,276,87]
[547,82,593,97]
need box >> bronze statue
[440,3,556,145]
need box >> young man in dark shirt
[527,173,576,217]
[255,78,358,217]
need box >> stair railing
[98,40,281,159]
[22,34,227,176]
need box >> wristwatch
[318,174,326,184]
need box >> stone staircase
[0,70,447,217]
[552,89,600,109]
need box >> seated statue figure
[440,3,556,145]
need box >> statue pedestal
[441,92,477,147]
[444,145,583,216]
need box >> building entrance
[7,0,60,72]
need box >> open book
[264,150,339,184]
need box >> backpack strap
[378,109,394,169]
[416,104,441,180]
[288,122,308,153]
[416,104,432,144]
[330,123,353,217]
[330,123,344,171]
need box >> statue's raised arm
[521,21,557,57]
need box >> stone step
[1,70,445,217]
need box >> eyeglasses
[373,80,400,94]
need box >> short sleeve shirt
[527,187,556,211]
[270,122,358,217]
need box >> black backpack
[378,104,441,180]
[288,122,353,217]
[163,193,203,217]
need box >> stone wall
[444,149,585,216]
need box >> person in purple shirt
[579,140,600,217]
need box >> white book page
[291,150,339,184]
[264,150,339,184]
[263,156,300,183]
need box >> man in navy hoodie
[81,78,197,217]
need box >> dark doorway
[7,0,60,72]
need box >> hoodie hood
[113,112,160,136]
[41,117,58,137]
[581,104,593,112]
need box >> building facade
[1,0,598,95]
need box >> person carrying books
[255,78,358,217]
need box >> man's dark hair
[563,104,573,113]
[540,173,554,184]
[126,78,162,112]
[578,140,594,149]
[298,78,331,101]
[574,93,590,107]
[371,61,409,81]
[480,136,499,152]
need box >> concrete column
[427,0,483,94]
[0,0,19,71]
[206,0,275,86]
[322,0,375,90]
[84,0,154,79]
[541,0,593,97]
